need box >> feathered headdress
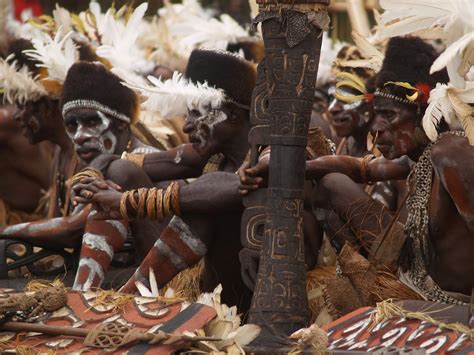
[378,0,474,144]
[336,31,384,73]
[1,28,78,104]
[423,83,474,144]
[24,29,79,93]
[124,72,226,119]
[95,3,154,78]
[0,54,47,104]
[151,0,250,72]
[378,0,473,88]
[334,72,374,105]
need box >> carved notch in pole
[246,0,330,343]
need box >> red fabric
[13,0,43,20]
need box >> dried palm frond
[191,284,260,353]
[289,324,329,353]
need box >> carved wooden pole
[246,0,330,341]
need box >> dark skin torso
[307,136,473,294]
[427,135,474,294]
[0,105,53,213]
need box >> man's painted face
[328,85,370,138]
[64,109,118,163]
[14,98,52,144]
[183,107,228,146]
[371,96,419,160]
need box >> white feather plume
[171,13,248,54]
[378,0,474,88]
[0,54,47,104]
[96,3,154,77]
[23,28,78,83]
[153,0,248,69]
[52,4,74,33]
[422,83,474,143]
[316,33,345,87]
[124,71,225,119]
[431,32,474,75]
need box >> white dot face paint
[67,110,118,163]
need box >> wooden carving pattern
[246,2,325,339]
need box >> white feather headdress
[95,3,154,81]
[378,0,474,88]
[152,0,249,72]
[0,54,47,104]
[124,71,225,119]
[1,27,79,104]
[24,28,79,83]
[423,83,474,144]
[378,0,474,144]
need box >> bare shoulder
[430,133,474,171]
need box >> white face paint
[67,110,118,162]
[195,107,227,146]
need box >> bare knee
[106,159,153,189]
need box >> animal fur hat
[61,61,139,124]
[185,49,256,109]
[375,37,448,106]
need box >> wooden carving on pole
[242,0,330,343]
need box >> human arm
[139,143,214,181]
[239,152,412,194]
[305,154,412,182]
[0,205,91,249]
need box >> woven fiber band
[62,99,131,123]
[374,89,419,106]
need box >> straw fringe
[24,279,66,292]
[373,300,474,339]
[165,259,204,302]
[90,289,134,312]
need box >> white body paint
[83,232,115,259]
[68,111,117,156]
[169,216,207,256]
[73,257,105,291]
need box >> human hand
[73,177,123,220]
[238,152,270,196]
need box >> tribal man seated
[240,37,474,304]
[72,50,334,311]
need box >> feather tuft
[24,28,78,83]
[0,54,47,104]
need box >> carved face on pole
[371,97,420,160]
[64,109,124,163]
[328,86,372,138]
